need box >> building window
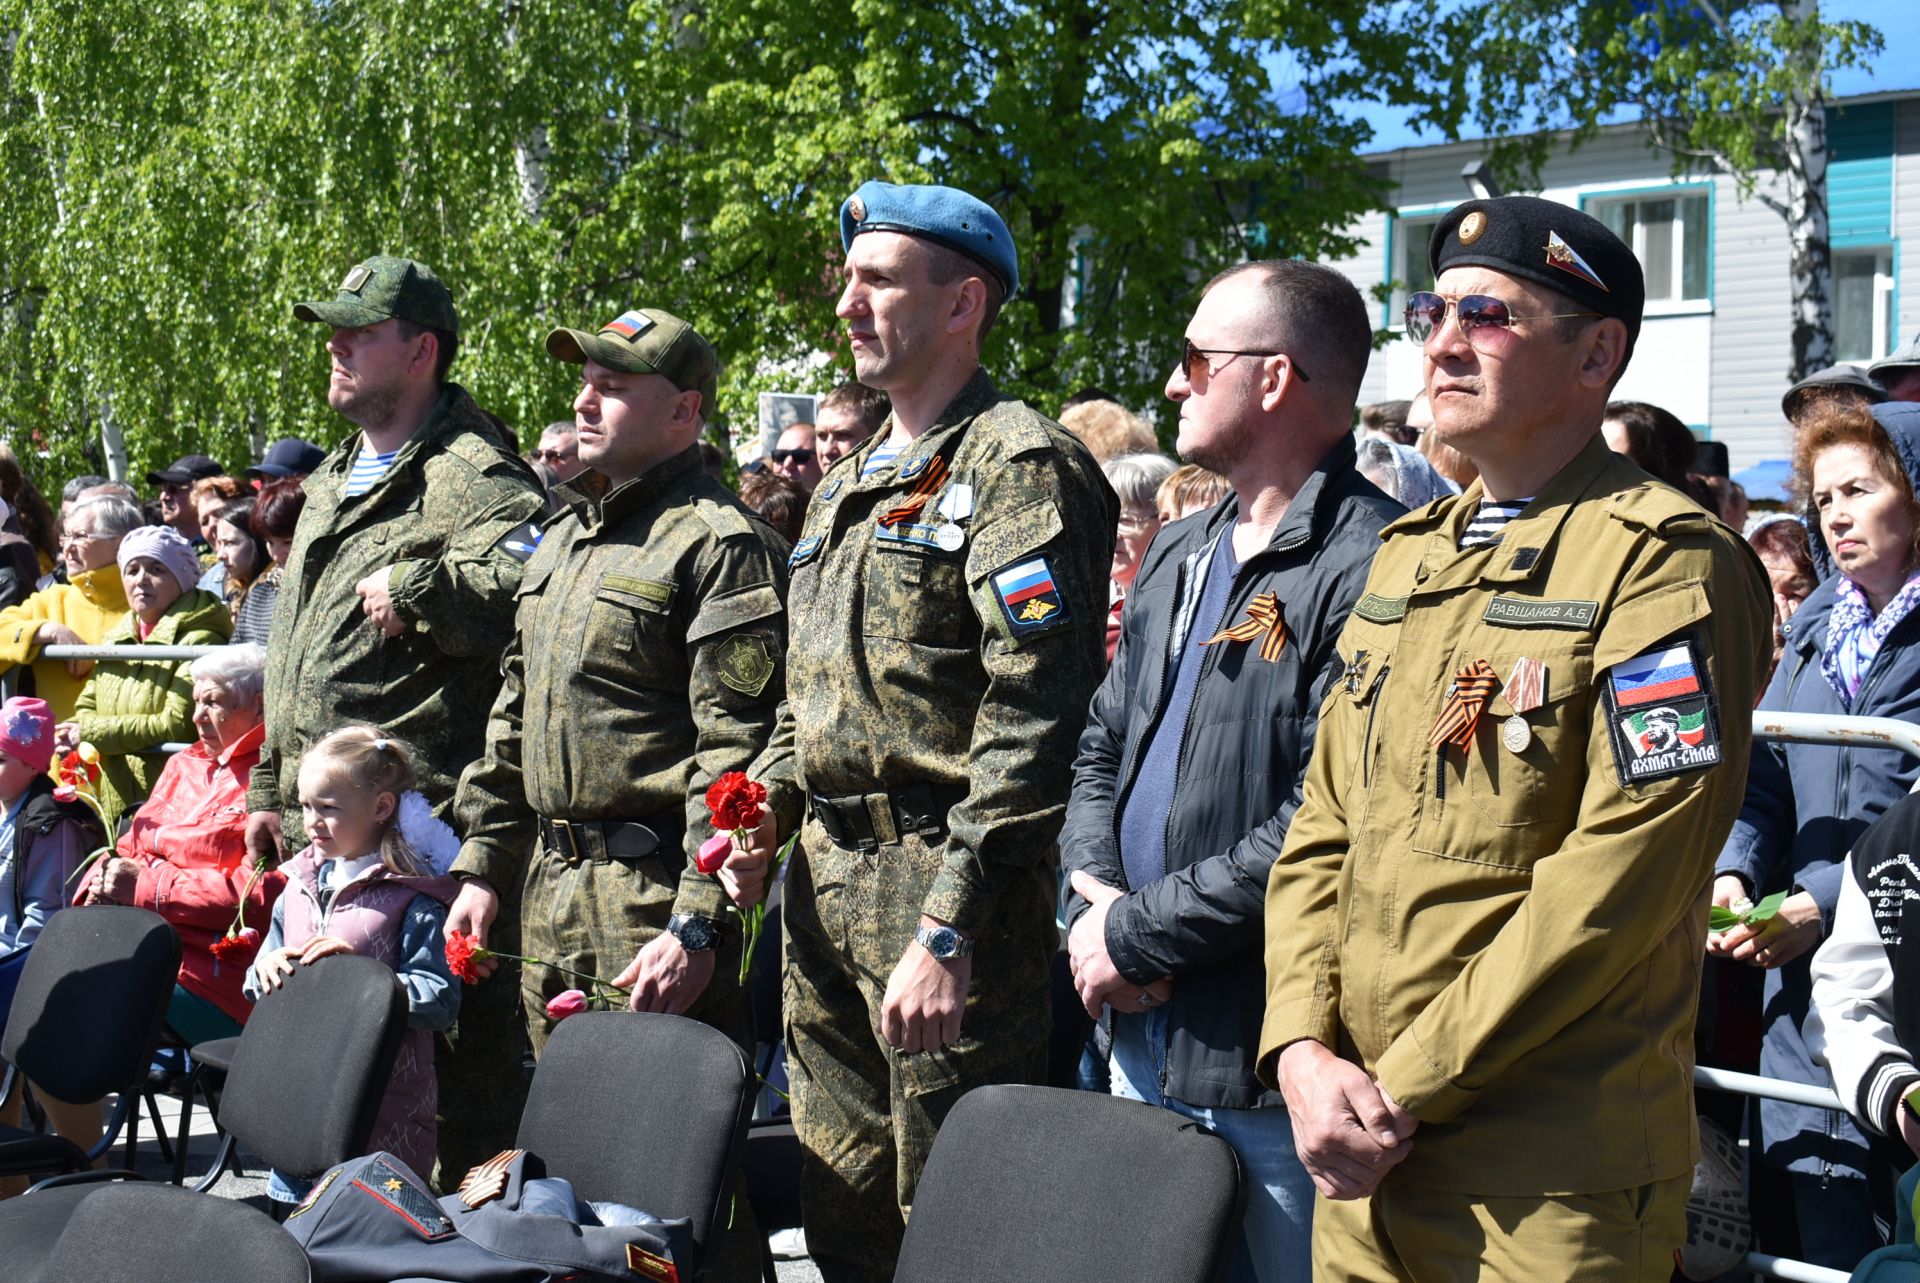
[1833,247,1895,363]
[1591,190,1710,305]
[1388,213,1445,322]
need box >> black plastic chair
[893,1084,1240,1283]
[36,1179,308,1282]
[189,952,406,1192]
[517,1011,753,1277]
[0,906,180,1183]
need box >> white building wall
[1707,175,1794,467]
[1898,98,1920,344]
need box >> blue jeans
[1110,1007,1314,1283]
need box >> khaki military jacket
[1258,435,1771,1195]
[757,369,1116,934]
[250,385,545,827]
[454,447,789,924]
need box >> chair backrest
[43,1180,309,1282]
[1,906,180,1104]
[517,1011,752,1260]
[216,953,406,1178]
[894,1084,1240,1283]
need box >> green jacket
[74,587,233,820]
[453,447,790,923]
[250,384,544,835]
[1258,437,1772,1194]
[754,369,1117,934]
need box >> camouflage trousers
[434,873,530,1192]
[784,819,1054,1283]
[520,843,761,1283]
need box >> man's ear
[1578,319,1629,390]
[408,331,439,381]
[944,277,987,340]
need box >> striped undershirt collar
[1459,496,1534,549]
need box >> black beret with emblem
[1429,196,1645,350]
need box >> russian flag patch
[992,556,1070,636]
[1609,643,1701,707]
[1602,634,1722,785]
[603,310,654,339]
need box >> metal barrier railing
[0,644,231,754]
[1683,710,1920,1283]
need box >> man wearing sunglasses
[770,421,823,492]
[1062,258,1402,1283]
[729,180,1115,1283]
[1258,196,1772,1280]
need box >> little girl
[246,726,462,1200]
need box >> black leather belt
[808,783,963,853]
[538,814,683,866]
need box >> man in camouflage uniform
[732,182,1116,1283]
[446,308,785,1280]
[249,255,545,1184]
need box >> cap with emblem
[840,180,1019,297]
[545,308,720,418]
[293,255,460,335]
[1429,196,1645,352]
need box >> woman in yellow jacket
[0,494,140,722]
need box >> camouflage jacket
[755,369,1117,934]
[453,446,790,923]
[249,384,544,832]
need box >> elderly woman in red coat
[82,643,284,1044]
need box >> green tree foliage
[1418,0,1883,382]
[0,0,1418,485]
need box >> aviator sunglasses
[1180,337,1310,384]
[1403,291,1601,344]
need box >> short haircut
[252,478,308,543]
[1059,400,1158,463]
[396,319,460,384]
[542,421,577,439]
[191,642,268,709]
[918,240,1007,343]
[1794,399,1920,542]
[1101,452,1178,511]
[63,475,110,503]
[1157,463,1230,517]
[1202,260,1372,409]
[1360,400,1413,434]
[67,495,144,541]
[1604,400,1698,492]
[819,382,891,436]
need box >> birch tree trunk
[1781,0,1834,382]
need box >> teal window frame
[1381,201,1458,329]
[1579,182,1716,313]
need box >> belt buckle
[551,818,583,864]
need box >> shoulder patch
[493,519,544,563]
[1354,593,1408,624]
[1602,634,1723,785]
[714,633,776,696]
[789,535,821,570]
[992,555,1071,637]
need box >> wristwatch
[667,913,723,954]
[915,923,974,960]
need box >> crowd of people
[2,180,1920,1283]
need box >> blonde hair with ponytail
[297,726,430,877]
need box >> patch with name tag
[875,520,957,553]
[1601,634,1722,785]
[1483,595,1598,630]
[1354,593,1407,624]
[602,573,673,605]
[493,520,545,563]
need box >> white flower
[397,790,461,876]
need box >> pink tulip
[236,927,261,949]
[695,831,732,875]
[545,989,589,1021]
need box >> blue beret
[840,181,1019,297]
[1429,196,1645,351]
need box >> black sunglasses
[1403,291,1602,344]
[771,447,816,464]
[1180,337,1309,384]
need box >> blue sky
[1350,0,1917,154]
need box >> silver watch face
[922,925,961,958]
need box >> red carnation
[704,772,767,833]
[445,930,485,984]
[209,932,254,964]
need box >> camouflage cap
[546,309,720,418]
[293,256,460,335]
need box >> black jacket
[1062,435,1401,1109]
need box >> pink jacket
[117,723,283,1023]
